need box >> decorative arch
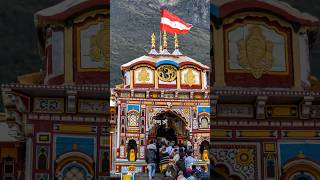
[212,163,245,180]
[59,161,92,180]
[198,112,210,129]
[282,158,320,180]
[215,0,319,26]
[55,151,94,176]
[147,107,191,132]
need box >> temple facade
[110,34,210,175]
[211,0,320,180]
[1,0,110,179]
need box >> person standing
[185,151,195,169]
[146,140,157,180]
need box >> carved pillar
[300,96,314,119]
[25,137,33,180]
[66,90,77,113]
[256,96,268,119]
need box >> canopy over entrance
[148,111,189,145]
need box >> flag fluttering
[160,9,192,34]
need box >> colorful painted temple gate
[110,35,211,175]
[211,1,320,180]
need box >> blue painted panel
[127,104,140,112]
[210,4,220,17]
[99,176,110,180]
[197,106,210,114]
[280,143,320,165]
[56,136,94,157]
[156,60,179,68]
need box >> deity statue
[129,149,136,161]
[202,149,209,161]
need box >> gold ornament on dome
[237,26,274,79]
[138,67,150,83]
[157,65,177,82]
[184,68,196,86]
[90,20,109,67]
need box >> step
[134,173,164,180]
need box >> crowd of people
[146,139,210,180]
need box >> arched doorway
[127,139,137,161]
[149,111,189,145]
[199,140,209,160]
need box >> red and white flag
[160,9,192,34]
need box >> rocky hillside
[110,0,210,86]
[0,0,61,85]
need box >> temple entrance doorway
[149,111,189,146]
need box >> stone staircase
[134,173,164,180]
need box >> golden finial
[151,32,156,49]
[163,31,167,49]
[174,33,179,49]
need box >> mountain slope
[110,0,210,86]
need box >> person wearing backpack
[146,140,157,180]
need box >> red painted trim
[37,0,110,23]
[179,62,208,70]
[224,17,294,88]
[74,72,108,84]
[133,84,154,88]
[220,0,320,26]
[158,84,176,89]
[180,84,202,89]
[47,45,53,74]
[47,74,65,85]
[121,61,156,70]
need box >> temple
[0,0,109,179]
[110,32,210,176]
[211,0,320,180]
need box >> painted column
[25,137,33,180]
[116,104,121,148]
[292,31,302,89]
[213,27,225,87]
[64,26,73,84]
